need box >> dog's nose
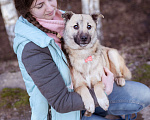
[81,36,88,41]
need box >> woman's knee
[136,82,150,107]
[108,80,150,115]
[108,102,143,115]
[126,81,150,107]
[113,80,150,106]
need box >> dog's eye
[87,25,92,30]
[74,25,79,30]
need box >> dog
[61,11,132,117]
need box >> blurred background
[0,0,150,119]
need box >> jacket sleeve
[22,42,98,113]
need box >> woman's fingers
[102,67,114,95]
[104,67,114,77]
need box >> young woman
[13,0,150,120]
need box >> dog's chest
[71,54,105,88]
[72,55,98,71]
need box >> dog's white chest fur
[84,58,94,88]
[71,52,105,89]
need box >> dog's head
[62,11,103,50]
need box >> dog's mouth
[74,33,91,47]
[78,41,90,47]
[79,43,88,47]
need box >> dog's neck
[66,40,102,59]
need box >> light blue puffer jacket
[13,16,80,120]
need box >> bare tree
[81,0,103,40]
[0,0,18,47]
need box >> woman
[13,0,150,120]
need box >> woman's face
[30,0,57,20]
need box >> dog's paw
[84,111,92,117]
[115,78,125,86]
[84,100,95,114]
[97,96,109,111]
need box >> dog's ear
[62,11,74,21]
[91,14,104,23]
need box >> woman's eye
[36,4,43,9]
[74,25,79,30]
[87,25,91,30]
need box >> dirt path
[0,71,25,91]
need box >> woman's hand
[102,67,114,95]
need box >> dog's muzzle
[74,33,91,47]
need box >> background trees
[0,0,18,47]
[81,0,103,39]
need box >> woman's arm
[22,42,98,113]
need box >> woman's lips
[47,10,54,16]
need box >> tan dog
[61,12,132,116]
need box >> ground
[0,0,150,119]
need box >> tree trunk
[81,0,103,40]
[0,0,18,47]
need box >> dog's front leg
[93,81,109,111]
[75,85,95,117]
[72,69,95,117]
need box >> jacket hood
[13,16,53,54]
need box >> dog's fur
[62,12,132,116]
